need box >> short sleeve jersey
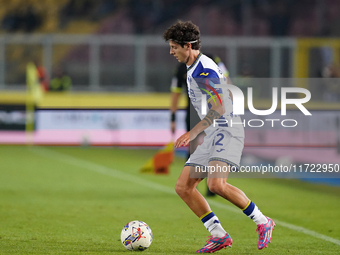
[186,53,244,138]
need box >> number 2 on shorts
[214,133,224,146]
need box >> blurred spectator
[1,9,21,32]
[1,5,41,32]
[91,0,117,21]
[50,67,72,92]
[128,0,191,34]
[257,0,292,36]
[128,0,156,34]
[269,1,291,36]
[22,6,42,32]
[59,0,94,28]
[59,0,76,28]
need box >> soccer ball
[120,220,153,251]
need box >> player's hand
[175,131,190,148]
[171,121,176,134]
[174,130,199,148]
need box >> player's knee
[175,181,187,197]
[207,181,224,195]
[175,180,196,198]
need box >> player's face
[169,41,189,64]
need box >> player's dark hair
[163,20,201,50]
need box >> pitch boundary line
[30,146,340,246]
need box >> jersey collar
[187,52,202,72]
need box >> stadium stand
[1,0,340,88]
[1,0,338,37]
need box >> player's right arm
[174,96,224,148]
[174,61,226,148]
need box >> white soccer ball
[120,220,153,251]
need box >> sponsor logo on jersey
[200,72,209,76]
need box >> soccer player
[163,20,275,253]
[170,56,230,197]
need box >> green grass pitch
[0,145,339,254]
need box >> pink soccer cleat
[196,233,233,253]
[256,217,275,250]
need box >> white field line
[30,146,340,246]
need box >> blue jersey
[186,53,244,138]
